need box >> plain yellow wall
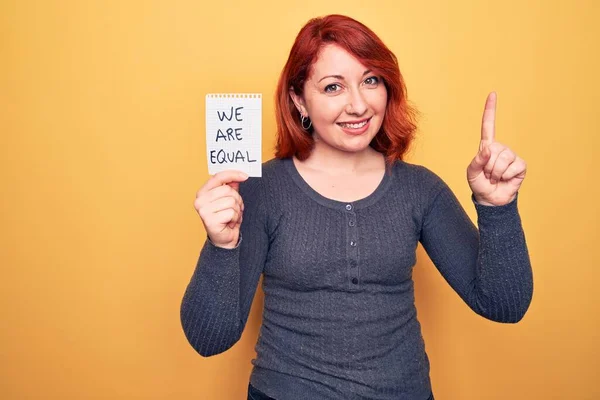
[1,0,598,399]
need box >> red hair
[274,14,418,164]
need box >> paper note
[205,93,262,177]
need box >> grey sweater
[180,157,533,400]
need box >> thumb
[227,182,240,192]
[467,144,491,179]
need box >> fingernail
[239,172,249,179]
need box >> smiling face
[290,44,388,156]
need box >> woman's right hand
[194,170,249,249]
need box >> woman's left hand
[466,92,527,206]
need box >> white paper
[205,93,262,177]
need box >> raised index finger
[202,170,249,193]
[481,91,497,146]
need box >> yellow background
[1,0,598,399]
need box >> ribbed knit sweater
[180,157,533,400]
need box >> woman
[181,14,533,400]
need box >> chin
[314,126,379,154]
[339,138,376,154]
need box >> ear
[289,87,307,117]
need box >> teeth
[340,120,368,129]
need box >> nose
[345,88,368,116]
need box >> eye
[364,76,380,86]
[324,83,341,93]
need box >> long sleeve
[179,158,534,398]
[419,180,533,323]
[180,178,270,356]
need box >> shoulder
[389,159,448,194]
[238,157,289,201]
[262,157,286,178]
[384,160,455,217]
[238,158,289,230]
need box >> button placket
[345,203,360,287]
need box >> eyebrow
[317,70,372,83]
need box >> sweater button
[345,204,352,211]
[351,278,358,284]
[349,220,355,227]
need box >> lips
[336,117,372,135]
[337,117,370,129]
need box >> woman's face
[291,44,388,156]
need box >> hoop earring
[301,115,312,131]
